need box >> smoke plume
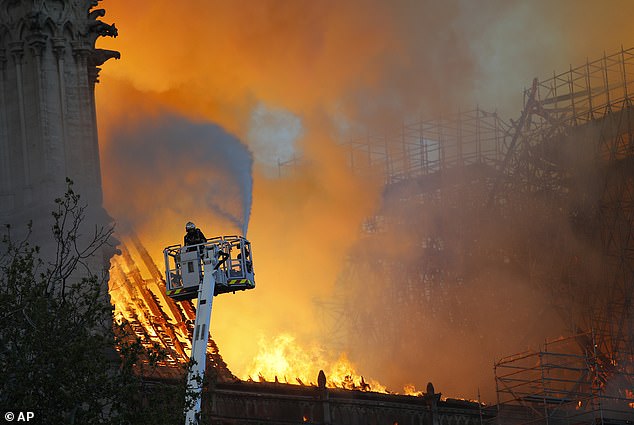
[102,113,252,239]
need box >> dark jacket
[184,228,207,246]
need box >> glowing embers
[626,389,634,408]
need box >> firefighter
[236,242,253,273]
[184,221,207,246]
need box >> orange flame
[245,333,386,392]
[108,236,198,368]
[403,384,424,396]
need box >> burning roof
[108,230,234,381]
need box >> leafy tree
[0,181,186,424]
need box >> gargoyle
[90,48,120,66]
[89,20,117,38]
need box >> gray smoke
[104,113,253,237]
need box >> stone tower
[0,0,118,259]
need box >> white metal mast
[184,245,217,425]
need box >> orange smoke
[95,0,634,401]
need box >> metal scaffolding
[488,47,634,425]
[344,107,510,185]
[318,109,516,355]
[316,47,634,422]
[497,46,634,348]
[494,333,634,425]
[493,47,634,196]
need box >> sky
[95,0,634,401]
